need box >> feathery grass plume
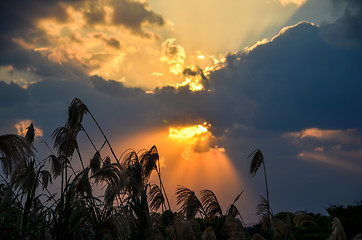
[248,149,263,177]
[51,192,92,239]
[70,168,92,197]
[123,151,144,196]
[67,98,89,129]
[92,163,125,187]
[128,186,154,239]
[95,214,129,239]
[201,226,217,240]
[91,163,126,205]
[10,159,38,194]
[0,134,33,176]
[293,211,315,227]
[251,233,266,240]
[103,156,111,167]
[123,150,139,166]
[257,196,272,231]
[273,217,290,238]
[173,217,196,240]
[150,213,166,239]
[148,184,165,211]
[226,204,241,219]
[86,197,129,240]
[248,149,272,237]
[52,125,81,157]
[176,185,205,219]
[90,151,101,174]
[47,154,66,178]
[200,190,222,219]
[140,145,159,183]
[226,190,244,219]
[224,216,248,240]
[150,212,164,233]
[330,217,346,240]
[226,190,246,229]
[25,123,35,146]
[39,170,52,190]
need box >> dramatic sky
[1,0,362,224]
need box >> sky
[0,0,362,225]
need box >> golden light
[148,0,302,55]
[115,126,253,217]
[169,123,209,141]
[174,76,204,91]
[279,0,307,7]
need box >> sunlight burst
[169,123,210,141]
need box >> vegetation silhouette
[0,98,361,239]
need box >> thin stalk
[61,165,64,195]
[88,112,119,163]
[65,159,68,195]
[262,162,272,239]
[156,170,171,211]
[81,127,97,152]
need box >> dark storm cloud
[209,21,362,132]
[0,0,68,36]
[0,81,30,107]
[111,0,165,36]
[81,0,165,36]
[90,75,143,96]
[0,36,88,84]
[321,0,362,46]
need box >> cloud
[15,119,43,138]
[0,0,170,90]
[284,128,362,173]
[90,75,143,96]
[0,0,68,36]
[160,38,186,75]
[319,0,362,46]
[110,0,165,36]
[285,128,362,145]
[0,81,30,107]
[279,0,307,7]
[209,21,362,132]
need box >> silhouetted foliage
[0,98,360,240]
[326,201,362,239]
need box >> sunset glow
[15,120,43,138]
[169,123,209,141]
[1,0,361,229]
[117,127,250,217]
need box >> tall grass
[0,98,357,240]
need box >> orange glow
[169,123,209,141]
[174,76,204,91]
[114,126,254,217]
[14,120,43,138]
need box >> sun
[168,122,210,141]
